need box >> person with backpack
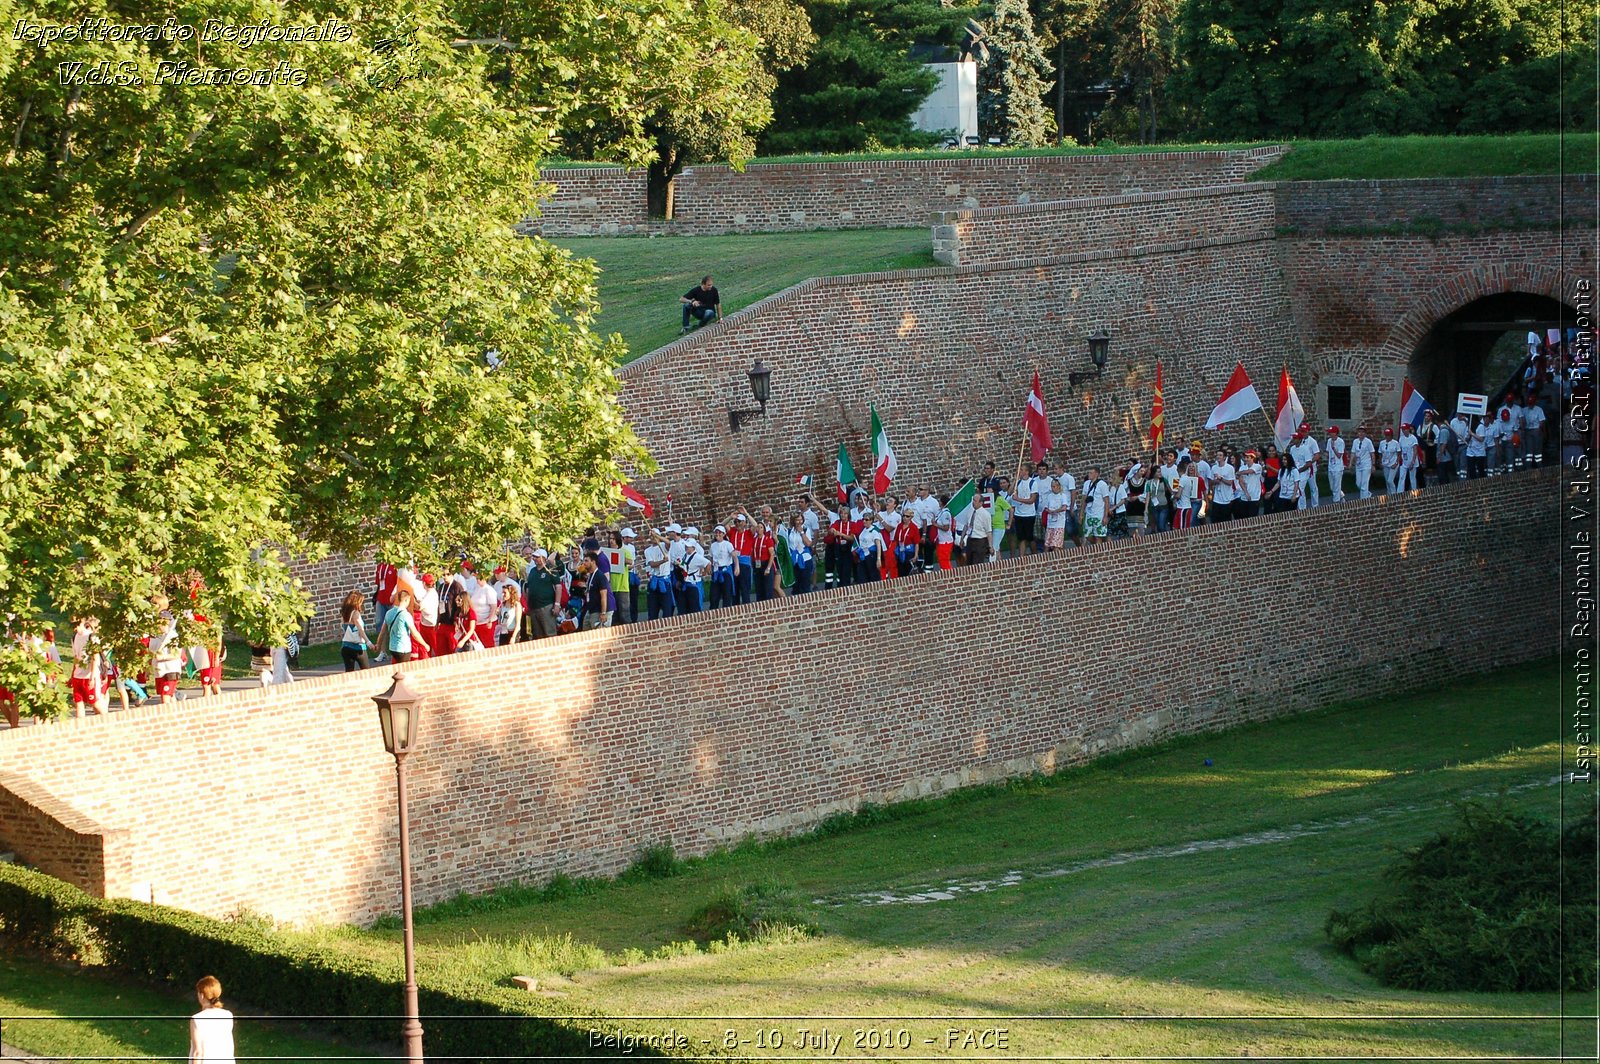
[374,588,424,664]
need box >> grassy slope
[0,954,387,1062]
[1251,133,1598,181]
[299,656,1592,1060]
[553,229,938,363]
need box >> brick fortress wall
[529,147,1286,236]
[0,472,1560,924]
[616,182,1303,528]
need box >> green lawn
[0,953,388,1062]
[554,228,939,362]
[267,656,1594,1059]
[1251,132,1597,181]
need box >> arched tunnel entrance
[1410,291,1576,405]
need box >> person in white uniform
[1288,428,1319,510]
[1449,413,1472,479]
[1349,426,1376,499]
[1377,427,1402,494]
[1397,422,1421,492]
[1323,426,1347,503]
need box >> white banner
[1456,392,1489,416]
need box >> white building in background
[911,60,979,143]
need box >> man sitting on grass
[680,275,721,333]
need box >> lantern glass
[748,361,772,406]
[1088,332,1111,369]
[374,673,423,756]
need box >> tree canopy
[978,0,1058,146]
[0,0,670,703]
[761,0,965,155]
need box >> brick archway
[1378,262,1569,364]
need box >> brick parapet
[526,147,1288,236]
[0,471,1561,924]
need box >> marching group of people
[339,383,1556,662]
[2,371,1566,721]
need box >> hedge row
[0,864,680,1060]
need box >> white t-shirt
[801,508,821,536]
[785,527,811,559]
[71,626,98,680]
[1042,491,1069,528]
[417,587,439,626]
[190,1007,235,1064]
[1350,436,1375,467]
[682,545,709,582]
[1176,474,1199,510]
[1525,404,1547,430]
[1055,473,1077,509]
[1450,417,1471,448]
[1325,436,1347,465]
[1466,423,1488,457]
[935,508,955,544]
[857,526,885,555]
[708,539,735,567]
[1011,479,1038,518]
[1209,464,1237,506]
[879,509,902,531]
[1289,439,1317,473]
[150,617,183,674]
[467,577,497,624]
[1398,431,1420,464]
[1081,479,1112,520]
[644,543,671,577]
[1378,438,1402,467]
[1238,462,1264,501]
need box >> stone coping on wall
[0,468,1560,753]
[539,145,1290,180]
[928,179,1273,226]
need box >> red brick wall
[0,772,128,899]
[616,186,1303,527]
[1273,175,1596,233]
[0,472,1560,924]
[527,148,1286,236]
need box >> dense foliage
[761,0,965,154]
[0,0,669,666]
[977,0,1057,146]
[1326,801,1597,992]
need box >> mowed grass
[289,656,1594,1060]
[1252,132,1598,181]
[553,228,939,361]
[0,953,388,1062]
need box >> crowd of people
[340,380,1560,663]
[2,363,1571,722]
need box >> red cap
[1328,426,1340,434]
[493,566,507,577]
[1383,428,1393,435]
[1400,422,1412,430]
[422,573,436,586]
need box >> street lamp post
[374,672,425,1064]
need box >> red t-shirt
[375,562,398,603]
[727,528,756,557]
[753,530,775,564]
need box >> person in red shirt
[726,513,757,604]
[825,506,859,588]
[888,511,920,578]
[373,559,398,632]
[752,507,778,601]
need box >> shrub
[619,842,684,882]
[1326,800,1597,992]
[684,881,819,944]
[0,864,664,1058]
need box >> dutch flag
[1399,379,1435,428]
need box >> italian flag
[871,404,898,494]
[835,443,858,503]
[948,478,977,533]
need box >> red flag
[1024,371,1052,463]
[1204,363,1263,429]
[615,482,653,518]
[1150,363,1165,450]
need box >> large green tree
[978,0,1057,145]
[761,0,965,155]
[0,0,664,707]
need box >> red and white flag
[616,482,653,518]
[1205,363,1263,430]
[1272,366,1305,448]
[1024,371,1053,463]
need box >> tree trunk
[646,142,684,220]
[1056,39,1066,143]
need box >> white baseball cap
[683,526,700,538]
[666,522,682,534]
[620,527,636,539]
[714,524,727,534]
[532,548,548,558]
